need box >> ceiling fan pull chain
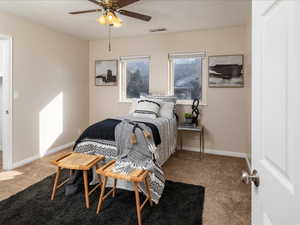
[108,24,112,52]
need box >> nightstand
[177,125,205,159]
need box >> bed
[74,115,177,166]
[71,96,178,203]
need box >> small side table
[177,125,205,159]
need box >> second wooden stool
[96,160,152,225]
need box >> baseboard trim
[45,142,75,156]
[12,154,40,169]
[180,146,247,158]
[12,142,74,169]
[12,143,249,169]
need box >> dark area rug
[0,172,205,225]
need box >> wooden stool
[96,160,152,225]
[50,152,105,208]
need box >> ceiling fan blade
[117,0,140,8]
[118,10,151,21]
[88,0,104,7]
[69,9,101,15]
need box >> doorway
[0,35,13,171]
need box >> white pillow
[133,97,162,119]
[159,102,175,119]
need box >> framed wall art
[208,55,244,88]
[95,59,118,86]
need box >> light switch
[14,90,19,100]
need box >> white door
[252,0,300,224]
[1,37,13,170]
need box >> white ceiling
[0,0,251,40]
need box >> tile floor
[0,148,251,225]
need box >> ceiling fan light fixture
[97,15,106,24]
[112,15,122,27]
[97,10,123,27]
[113,20,122,28]
[106,11,115,23]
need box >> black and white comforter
[74,115,177,166]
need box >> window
[169,53,204,104]
[120,56,150,101]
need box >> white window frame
[119,56,151,103]
[168,52,207,105]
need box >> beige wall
[89,26,251,154]
[0,13,89,164]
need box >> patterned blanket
[112,119,165,203]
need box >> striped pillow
[133,98,162,119]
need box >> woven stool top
[96,160,148,182]
[51,152,104,170]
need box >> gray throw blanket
[113,119,165,204]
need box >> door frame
[0,35,13,170]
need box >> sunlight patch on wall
[39,92,63,157]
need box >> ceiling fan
[69,0,152,27]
